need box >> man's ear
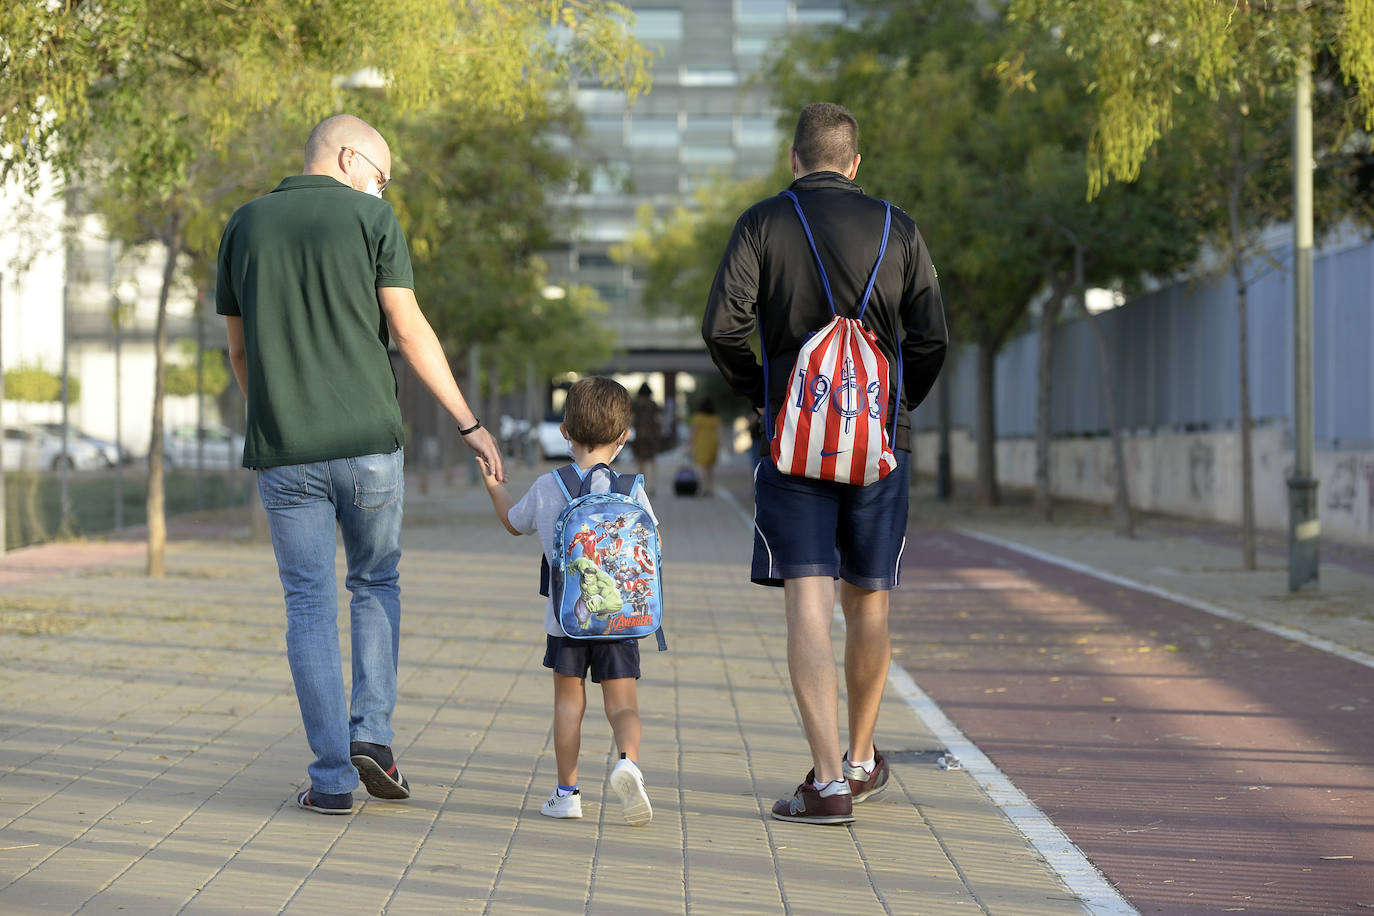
[845,153,861,180]
[789,146,800,178]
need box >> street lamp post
[1287,42,1319,591]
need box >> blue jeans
[257,449,405,794]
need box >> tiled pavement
[0,465,1095,916]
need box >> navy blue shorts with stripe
[750,449,910,590]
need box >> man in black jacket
[702,102,947,825]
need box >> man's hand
[463,426,505,483]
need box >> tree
[165,340,230,399]
[613,173,783,320]
[769,2,1109,504]
[386,100,617,388]
[1005,1,1374,196]
[1008,0,1374,563]
[2,1,651,576]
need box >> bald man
[216,114,505,815]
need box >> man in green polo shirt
[217,114,505,815]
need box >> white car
[1,426,107,472]
[163,424,245,470]
[534,412,636,462]
[38,423,123,467]
[535,414,569,460]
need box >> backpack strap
[612,472,642,497]
[554,463,582,500]
[779,190,892,321]
[780,190,899,441]
[543,464,585,597]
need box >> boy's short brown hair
[563,376,633,448]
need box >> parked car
[163,424,245,470]
[1,426,107,472]
[535,413,569,460]
[534,412,635,462]
[38,423,123,467]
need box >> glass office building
[545,1,852,361]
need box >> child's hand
[476,456,501,486]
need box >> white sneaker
[540,789,582,819]
[609,758,652,826]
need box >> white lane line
[886,665,1138,916]
[722,477,1133,914]
[958,528,1374,672]
[715,484,753,527]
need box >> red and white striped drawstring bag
[769,190,900,486]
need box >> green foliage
[1,0,654,396]
[613,171,784,322]
[1008,0,1374,195]
[1,1,653,189]
[3,366,79,404]
[382,98,615,387]
[164,340,231,399]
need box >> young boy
[479,376,655,826]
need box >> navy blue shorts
[543,635,641,682]
[751,449,910,590]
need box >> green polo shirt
[216,175,413,468]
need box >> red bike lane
[891,529,1374,916]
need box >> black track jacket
[702,171,948,453]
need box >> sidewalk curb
[887,665,1139,916]
[727,482,1125,914]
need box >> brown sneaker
[770,773,855,825]
[844,747,890,804]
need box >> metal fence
[913,236,1374,451]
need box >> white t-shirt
[507,464,659,636]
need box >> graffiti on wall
[1327,457,1357,513]
[1189,440,1216,501]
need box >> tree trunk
[1236,276,1256,569]
[1034,281,1066,519]
[146,222,181,578]
[1227,121,1258,571]
[975,340,999,506]
[1079,302,1133,536]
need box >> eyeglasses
[340,146,391,192]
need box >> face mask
[362,177,383,198]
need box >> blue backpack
[540,463,667,651]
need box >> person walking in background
[702,102,947,824]
[217,113,504,815]
[630,382,665,496]
[478,377,655,826]
[688,397,722,497]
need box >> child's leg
[600,677,642,763]
[553,672,587,786]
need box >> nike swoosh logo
[820,448,849,458]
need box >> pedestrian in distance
[702,102,947,824]
[217,113,505,815]
[687,396,722,497]
[478,377,655,826]
[630,382,666,496]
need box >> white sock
[813,778,851,797]
[845,752,876,775]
